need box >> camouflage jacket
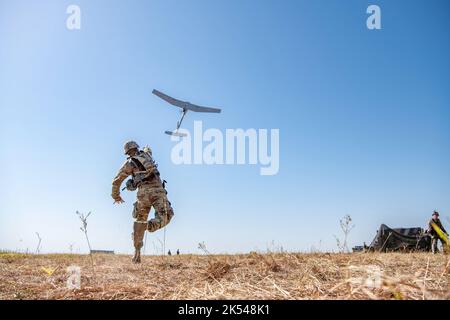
[428,218,447,236]
[111,152,159,200]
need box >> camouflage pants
[431,236,444,254]
[132,183,174,232]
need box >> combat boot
[132,249,141,263]
[132,221,147,263]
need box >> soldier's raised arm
[111,161,134,203]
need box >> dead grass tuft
[205,261,232,281]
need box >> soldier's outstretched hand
[114,196,125,204]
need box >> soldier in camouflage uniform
[112,141,174,263]
[427,211,448,254]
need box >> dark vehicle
[367,224,431,252]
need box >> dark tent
[368,224,431,252]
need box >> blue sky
[1,0,449,254]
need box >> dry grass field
[0,251,449,300]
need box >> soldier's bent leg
[148,192,174,232]
[132,197,151,263]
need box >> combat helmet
[124,140,139,155]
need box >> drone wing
[184,102,221,113]
[153,89,221,113]
[152,89,186,109]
